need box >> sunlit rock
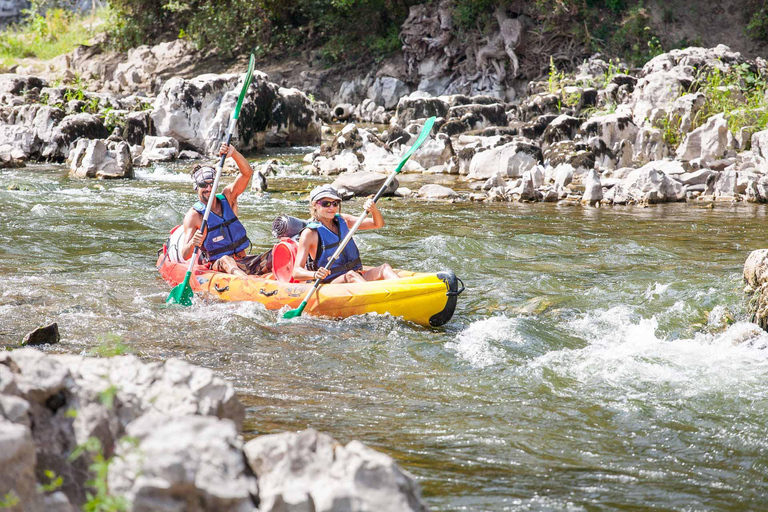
[244,428,427,512]
[68,138,133,179]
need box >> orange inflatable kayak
[156,249,463,327]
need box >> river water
[2,154,768,511]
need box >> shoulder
[299,228,318,243]
[183,207,202,226]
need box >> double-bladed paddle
[166,54,256,306]
[283,116,437,319]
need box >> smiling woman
[291,184,398,285]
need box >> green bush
[746,4,768,41]
[106,0,417,62]
[691,63,768,136]
[0,7,104,66]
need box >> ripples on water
[2,163,768,510]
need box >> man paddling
[181,142,270,275]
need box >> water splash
[446,316,519,368]
[644,282,670,299]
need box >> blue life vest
[306,215,362,282]
[192,193,250,261]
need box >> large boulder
[46,113,109,160]
[367,77,410,109]
[580,113,638,150]
[418,184,458,199]
[151,72,321,155]
[244,429,427,512]
[68,139,133,179]
[109,413,258,511]
[467,139,542,180]
[142,135,180,162]
[0,349,245,508]
[745,249,768,331]
[630,45,745,127]
[392,96,450,126]
[112,40,199,95]
[0,418,43,512]
[623,166,685,203]
[676,113,734,163]
[332,171,398,197]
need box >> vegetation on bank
[0,2,106,67]
[1,0,767,77]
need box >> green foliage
[746,4,768,41]
[605,4,664,66]
[581,102,617,117]
[655,115,684,148]
[107,0,416,63]
[0,6,104,66]
[692,63,768,135]
[69,437,130,512]
[38,470,64,493]
[0,492,19,509]
[547,56,566,94]
[90,333,131,357]
[451,0,497,31]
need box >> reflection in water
[2,163,768,510]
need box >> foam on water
[134,166,192,183]
[532,305,768,400]
[644,282,670,299]
[30,204,54,216]
[446,315,520,368]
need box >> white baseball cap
[309,184,342,203]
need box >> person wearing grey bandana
[181,142,270,275]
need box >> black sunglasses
[318,200,340,208]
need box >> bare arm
[219,143,253,214]
[292,230,327,281]
[181,208,206,260]
[342,198,385,231]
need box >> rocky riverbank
[3,41,768,205]
[0,348,427,511]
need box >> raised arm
[343,198,385,231]
[220,143,253,212]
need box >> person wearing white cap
[181,142,269,275]
[291,184,399,284]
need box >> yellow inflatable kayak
[156,251,463,327]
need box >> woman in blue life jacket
[292,184,399,284]
[181,142,271,276]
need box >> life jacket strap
[206,235,250,258]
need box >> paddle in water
[166,54,256,306]
[283,116,437,319]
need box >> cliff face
[646,0,767,60]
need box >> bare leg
[213,255,247,276]
[362,263,398,281]
[330,270,366,284]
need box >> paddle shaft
[285,116,436,317]
[292,162,403,312]
[183,120,237,275]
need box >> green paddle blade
[394,116,436,174]
[166,271,193,306]
[233,54,255,121]
[282,300,307,319]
